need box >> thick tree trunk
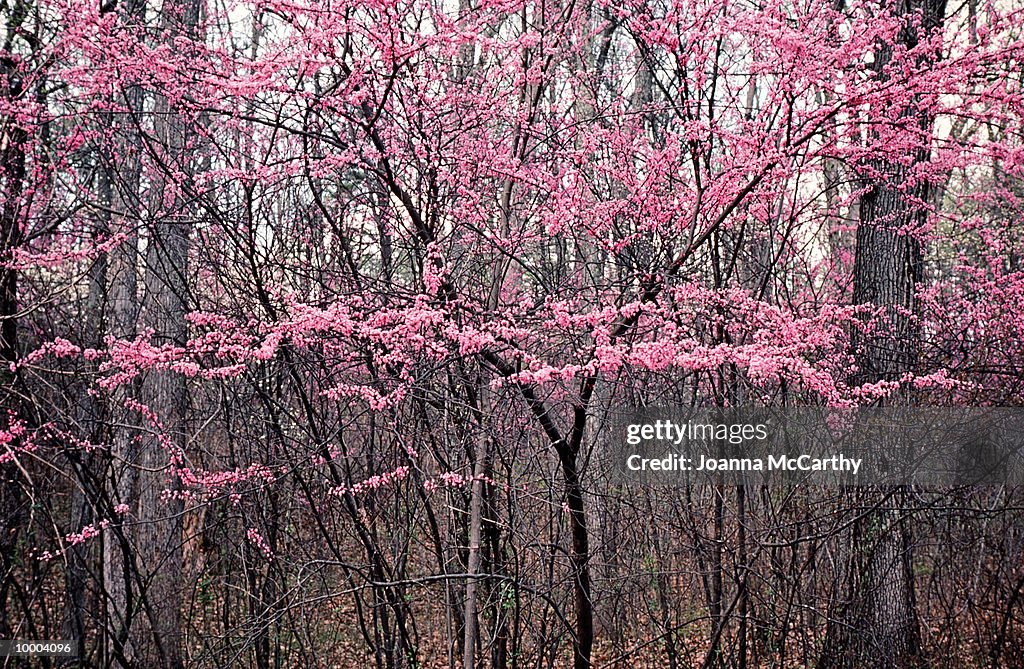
[819,491,921,669]
[851,158,926,381]
[820,2,945,668]
[101,1,200,666]
[133,193,189,669]
[132,1,201,657]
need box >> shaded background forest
[2,0,1024,667]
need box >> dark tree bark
[0,46,26,372]
[819,2,946,668]
[0,28,28,649]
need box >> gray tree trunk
[819,2,946,668]
[462,415,488,669]
[102,0,201,666]
[132,0,202,658]
[101,3,146,664]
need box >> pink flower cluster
[38,519,113,562]
[423,471,495,492]
[246,528,275,560]
[176,463,278,500]
[0,414,35,465]
[331,466,410,496]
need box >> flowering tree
[2,0,1024,667]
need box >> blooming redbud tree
[2,0,1024,667]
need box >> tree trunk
[0,51,26,371]
[64,151,110,663]
[558,443,593,669]
[100,3,146,665]
[819,2,946,667]
[462,398,489,669]
[104,0,202,665]
[0,39,28,646]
